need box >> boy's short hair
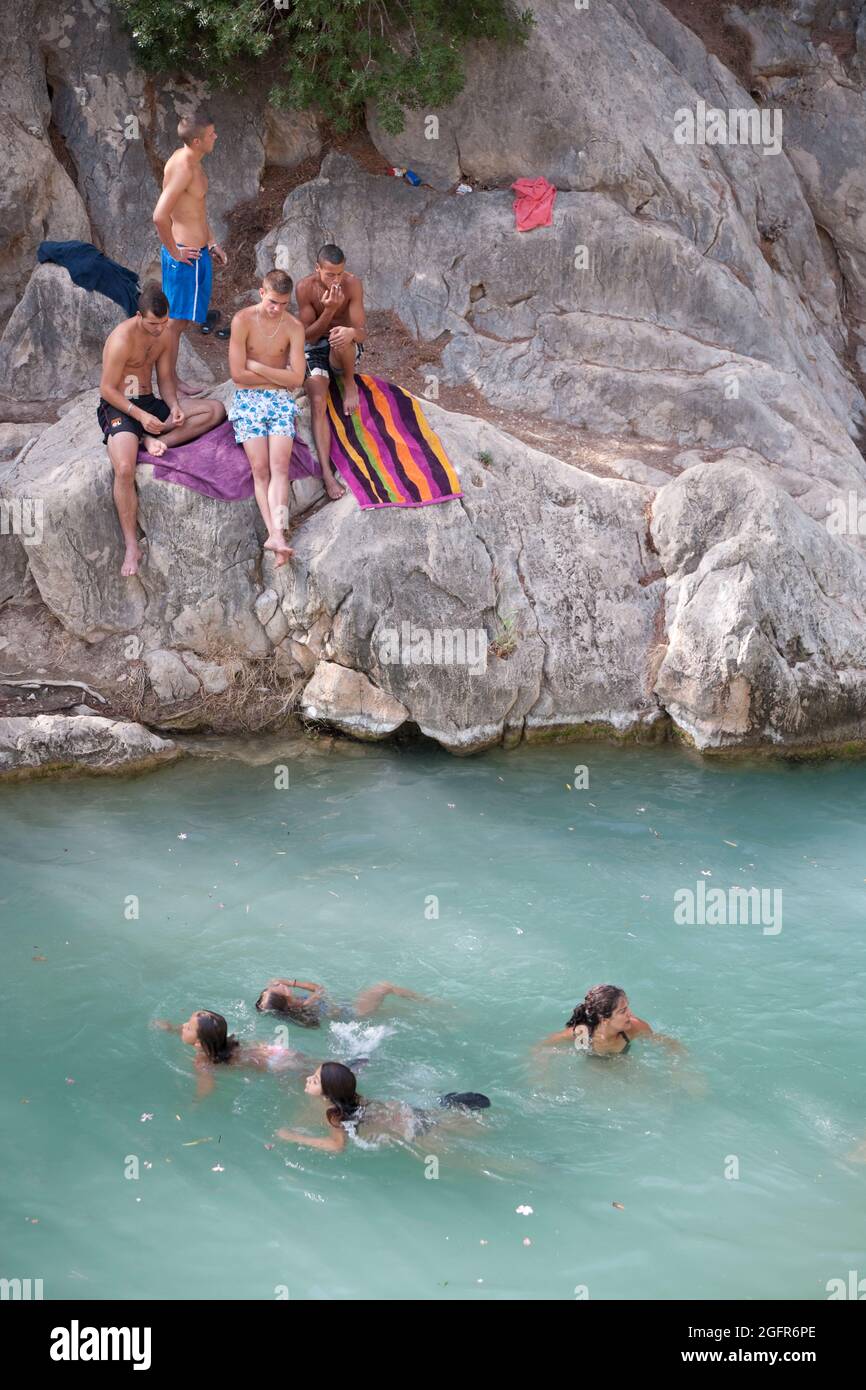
[137,282,169,318]
[317,243,345,267]
[177,109,215,145]
[262,268,293,296]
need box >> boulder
[651,457,866,749]
[0,713,180,778]
[0,263,213,407]
[301,662,409,740]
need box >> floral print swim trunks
[229,388,298,444]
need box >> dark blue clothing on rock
[37,241,140,317]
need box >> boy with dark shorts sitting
[97,283,225,576]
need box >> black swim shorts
[304,336,364,379]
[97,393,171,444]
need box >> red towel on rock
[511,176,557,231]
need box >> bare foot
[342,381,360,416]
[264,534,294,567]
[177,378,205,397]
[121,542,142,577]
[323,471,346,501]
[142,434,167,458]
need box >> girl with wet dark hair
[153,1009,313,1098]
[535,984,683,1057]
[254,978,427,1028]
[276,1062,491,1155]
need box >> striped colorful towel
[327,373,462,509]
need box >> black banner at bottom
[3,1298,859,1374]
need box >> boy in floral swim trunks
[228,269,307,566]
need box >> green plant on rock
[112,0,533,133]
[489,612,518,659]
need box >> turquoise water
[2,740,865,1301]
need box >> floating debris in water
[32,955,47,962]
[523,1238,532,1246]
[515,1204,533,1216]
[177,833,187,840]
[724,840,737,847]
[65,1078,75,1085]
[182,1137,212,1146]
[612,1202,624,1211]
[211,1164,225,1173]
[140,1113,153,1122]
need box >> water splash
[328,1019,396,1059]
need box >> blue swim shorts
[160,244,212,324]
[229,387,298,444]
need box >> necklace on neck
[258,305,285,340]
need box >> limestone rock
[0,423,52,462]
[0,264,213,408]
[301,662,409,740]
[651,458,866,749]
[0,713,179,778]
[259,153,864,494]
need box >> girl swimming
[536,984,684,1057]
[255,978,427,1027]
[275,1062,490,1154]
[153,1010,314,1098]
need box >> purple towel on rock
[142,420,322,501]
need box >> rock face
[0,384,324,730]
[0,264,213,407]
[0,0,91,323]
[0,713,179,778]
[35,0,322,282]
[652,455,866,749]
[724,2,866,340]
[4,0,866,763]
[260,151,864,500]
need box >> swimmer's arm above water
[534,1027,575,1049]
[276,1126,347,1154]
[271,978,325,998]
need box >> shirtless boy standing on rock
[228,269,307,567]
[295,244,367,500]
[152,108,228,394]
[98,284,225,577]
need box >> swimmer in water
[255,978,428,1028]
[153,1009,315,1098]
[276,1062,490,1154]
[535,984,684,1057]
